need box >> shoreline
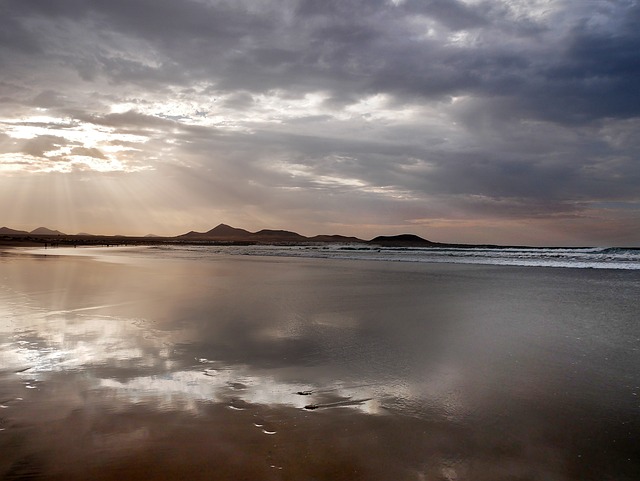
[3,233,635,250]
[5,242,639,272]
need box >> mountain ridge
[31,227,66,235]
[179,223,329,243]
[178,223,438,245]
[369,234,437,246]
[0,226,30,235]
[0,223,439,246]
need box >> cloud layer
[1,0,639,244]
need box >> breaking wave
[147,244,640,270]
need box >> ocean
[1,245,639,480]
[144,243,640,270]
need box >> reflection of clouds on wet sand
[100,362,385,415]
[0,367,571,481]
[1,301,406,417]
[0,251,479,480]
[0,372,588,481]
[3,314,171,375]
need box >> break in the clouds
[0,0,639,245]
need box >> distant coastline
[1,223,635,250]
[0,223,442,248]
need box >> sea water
[143,244,640,270]
[0,246,639,480]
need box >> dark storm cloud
[31,90,69,109]
[401,0,489,30]
[78,111,178,130]
[20,135,75,158]
[70,147,106,159]
[178,116,636,231]
[4,0,638,120]
[506,9,640,123]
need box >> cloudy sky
[1,0,638,245]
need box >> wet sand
[1,247,639,480]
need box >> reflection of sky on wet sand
[1,248,640,480]
[1,251,408,415]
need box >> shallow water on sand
[1,247,639,480]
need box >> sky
[1,0,639,245]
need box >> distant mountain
[0,226,29,235]
[208,223,253,239]
[369,234,438,246]
[178,223,365,244]
[252,229,307,242]
[3,222,441,246]
[179,223,253,240]
[177,223,444,246]
[179,230,201,237]
[309,234,364,243]
[2,222,445,247]
[31,227,66,235]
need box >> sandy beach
[1,246,639,480]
